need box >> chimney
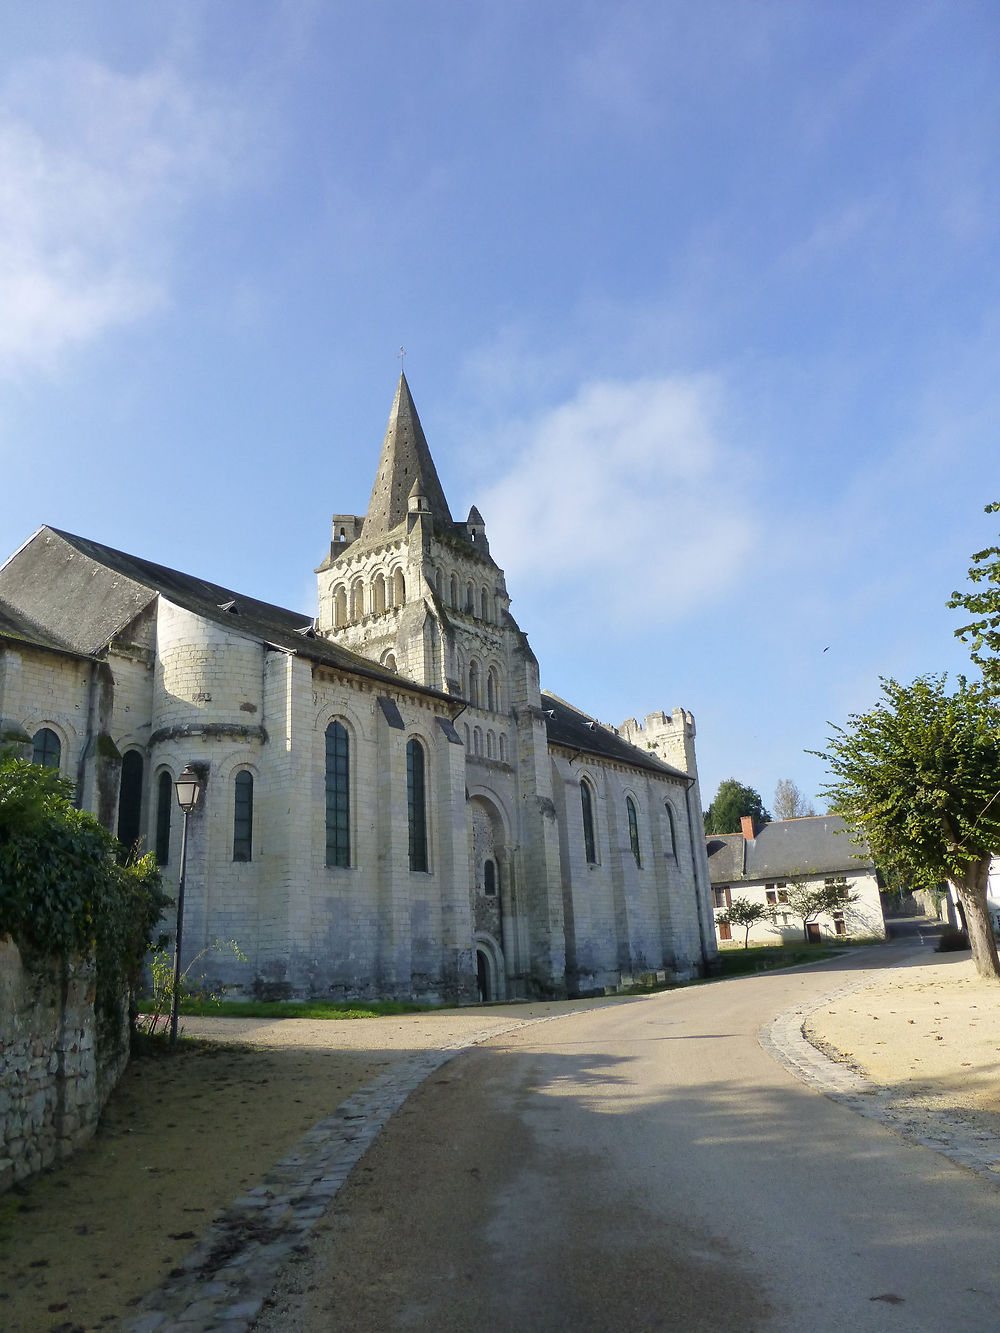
[741,815,756,841]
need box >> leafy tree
[0,754,170,1042]
[704,779,771,835]
[948,501,1000,692]
[715,897,771,948]
[814,675,1000,980]
[779,876,858,943]
[772,778,816,821]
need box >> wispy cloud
[0,56,245,377]
[475,375,759,625]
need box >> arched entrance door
[474,933,504,1003]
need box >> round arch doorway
[475,932,505,1003]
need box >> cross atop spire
[360,372,453,541]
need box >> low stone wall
[0,938,128,1193]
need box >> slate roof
[541,692,689,780]
[706,815,873,884]
[0,599,87,657]
[0,526,447,697]
[360,371,454,542]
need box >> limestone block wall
[0,940,128,1195]
[0,643,90,778]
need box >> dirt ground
[2,957,998,1332]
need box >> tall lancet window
[626,795,641,868]
[325,722,350,867]
[407,738,428,872]
[580,779,597,865]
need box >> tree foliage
[772,778,816,821]
[0,755,171,1042]
[779,877,857,942]
[948,501,1000,692]
[715,896,771,948]
[814,675,1000,979]
[704,779,771,835]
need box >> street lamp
[169,765,203,1046]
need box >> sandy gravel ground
[1,958,997,1331]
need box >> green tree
[814,675,1000,980]
[772,778,816,821]
[948,501,1000,692]
[704,779,771,835]
[780,876,858,943]
[715,896,771,948]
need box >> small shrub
[935,928,971,953]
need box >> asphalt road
[278,950,1000,1332]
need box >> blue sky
[2,1,998,812]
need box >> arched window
[350,579,365,620]
[627,795,641,868]
[484,859,497,896]
[464,723,471,750]
[155,771,172,865]
[31,727,60,769]
[325,722,350,867]
[406,738,428,871]
[487,730,496,759]
[480,587,490,621]
[466,580,475,613]
[117,751,144,856]
[449,573,458,607]
[435,567,443,598]
[665,801,678,858]
[333,586,347,628]
[373,572,387,615]
[487,667,500,712]
[468,660,481,708]
[499,733,508,763]
[383,651,397,672]
[580,779,597,865]
[233,771,253,862]
[393,568,406,606]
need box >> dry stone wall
[0,938,127,1194]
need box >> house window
[777,885,788,903]
[155,771,172,865]
[31,727,60,769]
[766,889,777,905]
[626,796,641,868]
[664,801,677,857]
[117,751,144,857]
[325,722,350,867]
[718,920,732,941]
[834,914,847,936]
[484,859,497,896]
[233,771,253,862]
[580,779,597,864]
[712,886,731,910]
[407,738,428,871]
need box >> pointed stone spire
[360,372,453,541]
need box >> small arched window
[449,573,458,607]
[406,738,428,872]
[487,730,496,759]
[233,771,253,862]
[627,795,641,868]
[580,779,597,865]
[393,568,406,606]
[383,651,397,672]
[665,801,678,858]
[117,751,144,856]
[155,771,172,865]
[484,859,497,896]
[350,579,365,620]
[373,572,387,615]
[473,727,483,756]
[487,668,500,712]
[466,580,475,613]
[32,727,61,770]
[464,723,471,750]
[333,586,347,628]
[325,722,350,867]
[480,587,490,621]
[499,733,508,763]
[468,660,481,708]
[435,567,443,598]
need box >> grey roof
[706,815,873,884]
[0,527,448,698]
[360,372,453,541]
[542,692,688,781]
[0,598,87,658]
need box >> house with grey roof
[1,373,717,1003]
[706,814,885,945]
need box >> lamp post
[170,765,203,1047]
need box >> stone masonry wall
[0,938,127,1194]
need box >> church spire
[360,372,453,541]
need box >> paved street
[275,949,1000,1332]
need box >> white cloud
[0,56,245,377]
[475,375,759,624]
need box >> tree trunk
[952,856,1000,981]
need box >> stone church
[0,374,716,1002]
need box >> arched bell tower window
[325,722,350,867]
[468,660,481,708]
[449,573,458,607]
[466,580,475,613]
[487,667,500,712]
[373,572,387,615]
[480,587,490,621]
[626,795,641,868]
[31,727,61,770]
[393,568,406,606]
[333,586,347,628]
[580,779,597,865]
[350,579,365,620]
[406,738,428,872]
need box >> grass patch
[712,944,838,977]
[136,997,438,1020]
